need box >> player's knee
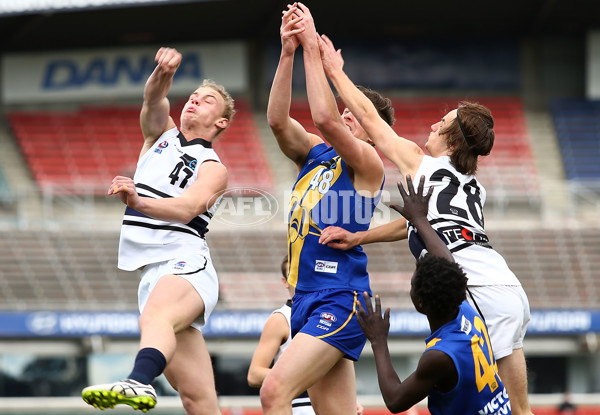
[139,305,173,331]
[260,376,286,409]
[179,389,219,415]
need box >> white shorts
[466,285,530,360]
[292,396,315,415]
[138,254,219,331]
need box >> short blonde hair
[200,79,236,136]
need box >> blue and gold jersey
[287,143,381,293]
[425,301,511,415]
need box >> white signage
[2,42,247,103]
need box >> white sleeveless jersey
[410,155,520,286]
[273,301,292,362]
[272,301,314,414]
[118,127,222,271]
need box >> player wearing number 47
[357,175,511,415]
[317,34,532,415]
[82,47,235,414]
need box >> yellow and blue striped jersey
[287,143,381,293]
[425,301,511,415]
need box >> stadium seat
[1,228,597,311]
[7,97,274,195]
[550,98,600,181]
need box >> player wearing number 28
[357,176,510,415]
[318,34,532,415]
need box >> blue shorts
[290,289,368,361]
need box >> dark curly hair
[441,101,495,176]
[356,85,395,126]
[412,254,467,317]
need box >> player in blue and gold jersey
[357,175,511,415]
[260,4,393,415]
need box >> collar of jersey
[178,131,212,148]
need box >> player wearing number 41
[357,175,511,415]
[317,34,533,415]
[81,47,235,414]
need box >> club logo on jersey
[315,260,338,274]
[180,154,197,171]
[320,312,337,323]
[320,158,338,169]
[174,261,186,270]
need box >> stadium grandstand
[1,0,600,414]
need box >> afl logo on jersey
[154,141,169,154]
[315,259,338,274]
[320,312,337,323]
[174,261,186,270]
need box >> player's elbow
[267,113,288,133]
[312,113,338,135]
[383,396,411,414]
[247,372,262,388]
[385,402,405,414]
[177,204,202,224]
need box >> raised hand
[390,175,432,225]
[356,292,390,346]
[280,3,304,54]
[154,47,182,76]
[291,2,319,47]
[318,34,344,77]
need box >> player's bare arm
[247,313,290,388]
[391,175,454,263]
[109,161,227,223]
[267,4,322,169]
[139,47,179,157]
[382,350,456,413]
[318,34,424,178]
[319,218,409,250]
[295,3,384,195]
[357,293,455,413]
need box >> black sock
[128,347,167,385]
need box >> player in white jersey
[247,256,314,415]
[248,256,364,415]
[315,35,533,415]
[81,47,235,414]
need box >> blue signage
[42,54,202,90]
[0,309,598,338]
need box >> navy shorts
[291,289,368,361]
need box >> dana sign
[1,42,247,103]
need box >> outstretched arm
[294,3,384,195]
[139,47,179,157]
[267,4,322,170]
[356,293,451,412]
[391,175,453,262]
[318,34,424,178]
[319,218,408,250]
